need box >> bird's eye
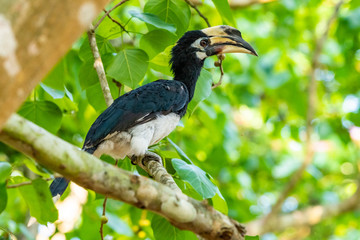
[200,39,209,47]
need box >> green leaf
[167,138,192,164]
[107,49,149,89]
[18,179,58,224]
[188,69,213,115]
[86,83,108,112]
[149,45,173,76]
[151,214,197,240]
[245,236,260,240]
[23,159,51,178]
[0,162,12,183]
[129,11,177,33]
[0,183,7,214]
[79,35,116,62]
[79,60,98,89]
[172,158,217,199]
[140,30,177,59]
[18,101,62,133]
[211,192,228,214]
[211,0,235,26]
[95,15,124,39]
[103,211,134,237]
[42,58,66,90]
[40,83,65,99]
[42,50,81,90]
[144,0,190,36]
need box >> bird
[49,25,257,198]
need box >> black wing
[82,80,189,152]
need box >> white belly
[93,113,180,159]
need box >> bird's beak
[201,25,258,57]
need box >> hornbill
[50,25,257,197]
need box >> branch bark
[0,0,109,130]
[262,0,344,225]
[246,182,360,235]
[87,25,114,107]
[0,114,246,240]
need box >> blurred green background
[1,0,360,239]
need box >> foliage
[1,0,360,239]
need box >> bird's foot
[131,151,163,167]
[130,151,163,167]
[143,151,163,166]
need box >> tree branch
[246,181,360,235]
[93,0,130,30]
[0,0,109,129]
[0,114,246,240]
[103,9,128,33]
[184,0,211,27]
[87,25,114,107]
[262,0,344,225]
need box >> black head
[170,25,257,79]
[169,25,257,100]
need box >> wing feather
[82,80,188,151]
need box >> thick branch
[246,183,360,235]
[0,114,246,240]
[262,0,344,224]
[87,25,113,107]
[135,153,182,192]
[0,0,109,129]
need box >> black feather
[82,80,188,151]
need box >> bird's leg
[131,151,181,192]
[143,151,163,166]
[130,151,163,167]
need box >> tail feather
[50,147,95,198]
[50,177,70,197]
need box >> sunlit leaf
[40,83,65,99]
[172,158,217,199]
[42,50,81,90]
[167,138,192,164]
[107,49,149,89]
[97,210,133,237]
[18,179,58,224]
[151,214,197,240]
[18,101,62,133]
[144,0,190,36]
[129,11,177,33]
[188,69,213,115]
[79,60,98,89]
[211,192,228,215]
[140,29,177,59]
[211,0,235,26]
[0,162,11,183]
[245,236,260,240]
[86,83,108,112]
[0,183,7,214]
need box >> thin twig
[6,178,52,188]
[262,0,344,225]
[184,0,211,27]
[93,0,130,30]
[212,58,224,89]
[87,25,114,107]
[100,159,118,240]
[103,9,128,33]
[99,197,108,240]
